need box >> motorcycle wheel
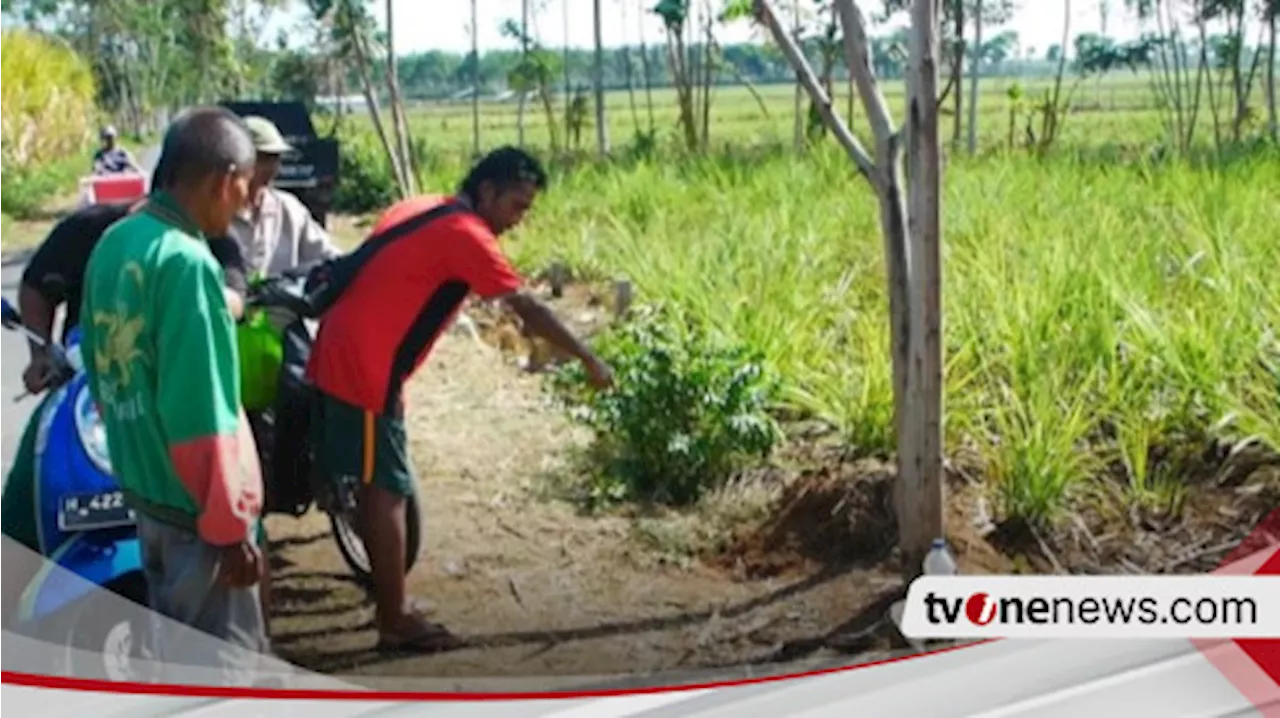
[60,574,150,682]
[330,491,422,586]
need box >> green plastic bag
[237,309,283,412]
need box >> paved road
[1,260,41,478]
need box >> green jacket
[80,192,263,546]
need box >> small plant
[549,304,782,508]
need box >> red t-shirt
[306,195,523,416]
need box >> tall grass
[421,145,1279,526]
[1,29,98,218]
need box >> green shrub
[333,130,399,214]
[0,156,83,219]
[549,305,782,508]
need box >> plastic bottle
[922,537,957,576]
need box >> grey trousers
[136,513,267,686]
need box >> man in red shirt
[306,147,613,651]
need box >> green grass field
[5,69,1277,528]
[358,72,1234,156]
[371,71,1280,526]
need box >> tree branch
[753,0,876,178]
[834,0,898,150]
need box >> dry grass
[266,313,910,679]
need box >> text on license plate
[57,490,137,532]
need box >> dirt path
[264,312,913,680]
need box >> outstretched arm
[500,292,612,387]
[447,221,613,389]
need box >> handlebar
[0,297,76,398]
[245,270,319,318]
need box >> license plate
[57,490,137,532]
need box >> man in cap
[224,116,340,643]
[91,125,144,176]
[228,116,340,279]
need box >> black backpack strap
[302,200,470,315]
[343,200,468,272]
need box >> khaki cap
[243,115,293,154]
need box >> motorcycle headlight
[73,387,113,475]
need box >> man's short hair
[152,107,256,191]
[457,146,548,200]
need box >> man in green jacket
[80,107,266,682]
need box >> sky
[267,1,1154,59]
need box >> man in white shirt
[226,116,340,652]
[230,116,341,278]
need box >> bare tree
[519,0,530,146]
[638,0,657,133]
[755,0,945,576]
[320,0,407,194]
[594,0,611,155]
[1268,0,1278,140]
[386,0,416,194]
[966,0,984,154]
[471,0,480,157]
[964,1,1019,154]
[793,0,805,152]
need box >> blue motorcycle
[0,272,421,681]
[1,297,148,681]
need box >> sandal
[376,613,464,654]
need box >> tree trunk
[471,0,481,157]
[906,0,945,576]
[759,0,945,578]
[386,0,416,194]
[966,0,983,155]
[347,8,406,195]
[593,0,610,155]
[638,0,656,132]
[563,0,573,146]
[951,2,965,150]
[1196,11,1223,154]
[1233,19,1267,142]
[621,0,641,133]
[518,0,529,146]
[666,28,699,152]
[1268,12,1277,141]
[701,2,716,150]
[793,0,804,152]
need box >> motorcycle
[76,173,148,209]
[241,269,422,582]
[0,269,421,681]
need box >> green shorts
[311,390,416,498]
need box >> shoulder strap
[346,201,468,268]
